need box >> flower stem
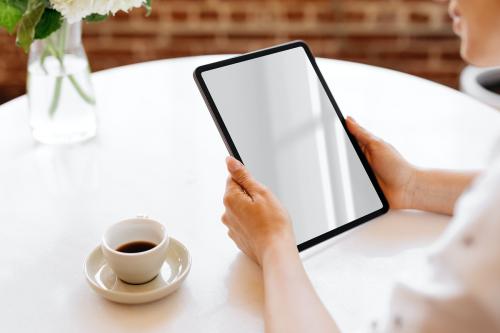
[42,23,95,118]
[67,74,95,104]
[48,77,63,117]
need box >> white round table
[1,56,499,332]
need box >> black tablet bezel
[194,41,389,251]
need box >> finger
[227,229,244,251]
[221,212,231,226]
[224,176,253,208]
[221,211,242,231]
[226,156,263,197]
[346,116,378,148]
[225,175,246,195]
[227,230,258,264]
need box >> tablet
[194,41,388,251]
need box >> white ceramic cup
[101,217,170,284]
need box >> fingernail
[227,156,243,172]
[348,116,357,123]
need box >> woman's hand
[346,116,417,209]
[222,118,418,265]
[222,156,295,266]
[222,156,340,333]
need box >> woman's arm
[345,117,478,215]
[410,169,478,215]
[223,158,339,333]
[262,238,339,333]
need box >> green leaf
[0,0,28,33]
[83,13,108,22]
[143,0,151,16]
[16,0,45,52]
[34,8,62,39]
[7,0,28,12]
[0,1,23,33]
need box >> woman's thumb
[346,116,372,146]
[226,156,260,195]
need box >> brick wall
[0,0,464,104]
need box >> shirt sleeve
[369,156,500,333]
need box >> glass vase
[27,20,97,144]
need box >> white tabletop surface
[1,55,500,333]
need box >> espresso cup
[101,217,170,284]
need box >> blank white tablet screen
[202,47,383,245]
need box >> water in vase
[28,54,97,144]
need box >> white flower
[50,0,145,23]
[94,0,145,16]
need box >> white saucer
[84,238,191,304]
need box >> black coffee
[484,82,500,95]
[116,241,157,253]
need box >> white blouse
[374,142,500,332]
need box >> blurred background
[0,0,463,105]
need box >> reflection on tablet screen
[201,46,384,245]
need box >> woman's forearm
[410,169,478,215]
[262,239,339,333]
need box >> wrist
[407,167,426,210]
[403,166,420,210]
[260,229,297,269]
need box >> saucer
[84,238,191,304]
